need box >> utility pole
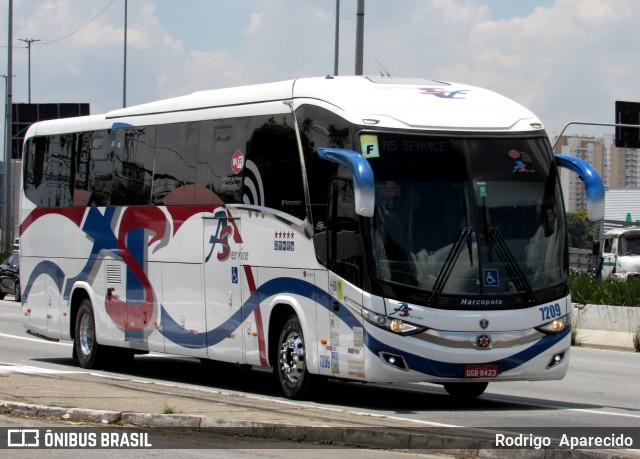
[334,0,340,76]
[355,0,364,75]
[123,0,127,108]
[18,38,41,103]
[3,0,13,253]
[1,74,14,158]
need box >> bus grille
[106,264,123,284]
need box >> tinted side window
[329,178,363,287]
[72,132,91,204]
[23,137,46,205]
[112,127,156,205]
[245,115,306,220]
[153,122,199,205]
[24,112,314,212]
[24,131,114,207]
[196,119,248,205]
[86,131,114,206]
[23,134,74,207]
[296,104,354,264]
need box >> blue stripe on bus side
[160,277,358,349]
[23,261,566,378]
[22,260,65,302]
[160,276,566,378]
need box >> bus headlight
[535,314,571,335]
[361,307,426,336]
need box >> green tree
[566,210,594,249]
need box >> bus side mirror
[316,148,375,217]
[555,154,605,221]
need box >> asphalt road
[1,298,639,435]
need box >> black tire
[14,281,20,302]
[276,315,317,399]
[443,382,488,399]
[74,300,104,368]
[0,292,5,300]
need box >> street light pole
[334,0,340,76]
[18,38,40,103]
[123,0,127,108]
[355,0,364,75]
[1,74,14,157]
[3,0,13,253]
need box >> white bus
[20,76,604,399]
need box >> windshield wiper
[489,227,537,303]
[428,226,472,305]
[479,192,536,302]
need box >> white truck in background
[596,227,640,280]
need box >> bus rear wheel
[276,315,316,399]
[443,382,488,399]
[74,300,104,369]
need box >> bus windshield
[364,133,566,303]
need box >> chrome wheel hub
[79,313,94,356]
[280,332,305,384]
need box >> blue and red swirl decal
[21,205,566,378]
[22,205,214,341]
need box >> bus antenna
[374,54,391,77]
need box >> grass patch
[162,403,176,415]
[569,273,640,307]
[571,326,582,347]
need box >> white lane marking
[481,394,640,420]
[0,364,82,375]
[1,332,638,425]
[0,332,71,346]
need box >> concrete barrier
[572,304,640,351]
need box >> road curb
[0,400,122,424]
[1,400,636,458]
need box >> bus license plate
[464,365,498,378]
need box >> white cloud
[1,0,639,138]
[355,0,640,135]
[246,12,263,35]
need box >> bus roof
[291,76,541,131]
[26,76,543,137]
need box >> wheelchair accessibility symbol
[483,269,499,287]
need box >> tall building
[554,136,605,212]
[554,134,640,214]
[607,141,640,188]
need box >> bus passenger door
[203,211,244,363]
[327,179,366,380]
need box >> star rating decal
[273,230,296,252]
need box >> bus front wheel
[276,315,316,399]
[443,382,488,399]
[74,300,103,369]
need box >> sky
[0,0,638,148]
